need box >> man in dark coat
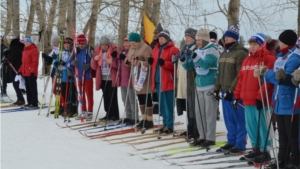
[0,35,9,96]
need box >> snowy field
[1,78,262,169]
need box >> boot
[200,140,216,148]
[189,139,205,147]
[153,102,159,114]
[244,147,262,161]
[144,114,153,129]
[159,126,173,134]
[228,147,245,155]
[253,151,271,164]
[266,161,285,169]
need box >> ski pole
[103,57,121,131]
[172,55,177,137]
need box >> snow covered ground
[1,78,261,169]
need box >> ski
[67,119,119,130]
[156,141,227,159]
[172,152,244,166]
[127,145,194,156]
[127,135,185,145]
[132,140,187,151]
[1,105,49,113]
[56,121,102,128]
[1,104,24,109]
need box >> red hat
[64,37,73,44]
[77,34,87,44]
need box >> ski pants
[121,87,138,120]
[101,80,119,119]
[78,79,93,112]
[277,114,299,166]
[13,80,24,101]
[155,83,174,129]
[61,82,77,114]
[24,76,38,106]
[195,88,218,141]
[221,91,247,149]
[244,106,271,150]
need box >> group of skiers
[1,22,300,168]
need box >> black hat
[158,29,171,41]
[184,28,197,40]
[209,31,217,40]
[154,23,163,34]
[278,30,297,46]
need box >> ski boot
[142,120,153,129]
[200,140,216,148]
[216,143,234,152]
[265,160,285,169]
[190,139,205,147]
[252,151,271,168]
[153,126,164,133]
[228,146,245,155]
[244,148,262,161]
[159,127,173,134]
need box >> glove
[224,91,233,101]
[51,53,58,60]
[233,99,239,110]
[42,53,53,65]
[158,58,165,66]
[256,99,263,110]
[292,69,300,81]
[119,53,126,60]
[148,57,153,65]
[3,49,10,56]
[186,50,193,57]
[171,55,178,64]
[111,51,117,58]
[71,60,78,67]
[179,55,186,62]
[291,77,300,87]
[213,89,220,100]
[192,52,197,59]
[253,66,268,77]
[82,63,90,71]
[30,73,35,78]
[276,68,286,83]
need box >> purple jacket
[113,46,132,87]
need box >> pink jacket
[113,46,132,87]
[91,43,118,90]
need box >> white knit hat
[51,34,59,43]
[195,28,210,41]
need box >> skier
[1,34,10,96]
[18,37,39,108]
[70,34,95,121]
[114,36,138,125]
[181,28,219,147]
[177,28,200,143]
[91,36,119,121]
[150,29,179,133]
[125,32,154,129]
[150,23,164,115]
[234,33,275,162]
[51,37,77,117]
[214,22,248,154]
[254,30,300,169]
[3,33,25,105]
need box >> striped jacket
[215,43,248,92]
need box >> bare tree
[4,0,12,37]
[118,0,129,46]
[57,0,68,33]
[65,0,76,38]
[25,0,36,37]
[11,0,20,38]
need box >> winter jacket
[234,48,275,106]
[91,43,118,90]
[113,46,132,87]
[18,43,39,76]
[151,41,179,91]
[1,44,8,60]
[215,43,248,92]
[126,41,153,95]
[182,42,219,91]
[6,38,24,79]
[68,46,95,81]
[53,49,74,83]
[264,46,300,115]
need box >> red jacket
[18,43,39,76]
[151,41,179,91]
[234,49,275,106]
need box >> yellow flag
[143,11,155,44]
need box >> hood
[24,43,37,50]
[10,38,24,49]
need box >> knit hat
[51,34,59,43]
[77,34,87,44]
[248,33,265,46]
[124,36,129,41]
[195,28,210,41]
[129,32,141,42]
[99,36,110,45]
[224,22,240,41]
[64,37,73,44]
[154,23,163,34]
[6,32,16,40]
[24,37,33,43]
[158,29,171,41]
[278,29,297,46]
[184,28,197,40]
[209,31,217,40]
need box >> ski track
[1,78,257,169]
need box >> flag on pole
[142,11,155,44]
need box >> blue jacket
[265,47,300,115]
[181,42,219,90]
[68,46,94,81]
[53,50,74,82]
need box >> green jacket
[215,43,248,92]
